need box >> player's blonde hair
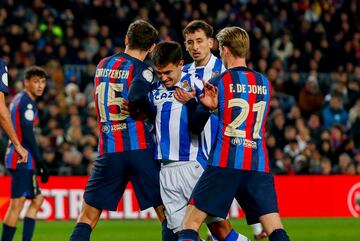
[216,27,249,58]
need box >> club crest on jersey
[211,71,220,78]
[181,80,191,91]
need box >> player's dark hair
[151,41,182,67]
[127,20,158,51]
[183,20,213,38]
[25,66,47,80]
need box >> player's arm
[0,92,28,163]
[173,85,210,133]
[20,104,49,183]
[188,80,219,134]
[186,98,212,134]
[128,67,156,120]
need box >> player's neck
[25,90,36,100]
[125,48,148,61]
[194,53,211,67]
[227,58,247,69]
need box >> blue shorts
[84,149,162,211]
[9,169,41,199]
[190,166,278,224]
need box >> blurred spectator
[272,33,293,64]
[307,113,323,143]
[0,0,359,176]
[298,73,324,119]
[349,98,360,124]
[322,94,348,130]
[283,139,301,159]
[320,158,333,175]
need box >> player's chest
[152,89,183,112]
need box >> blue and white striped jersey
[182,54,226,159]
[150,72,206,166]
[182,54,225,81]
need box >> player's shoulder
[182,62,195,73]
[0,59,6,69]
[11,92,30,111]
[207,54,225,69]
[181,71,202,89]
[208,69,227,86]
[20,92,34,105]
[242,67,269,83]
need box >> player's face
[155,61,183,89]
[25,75,46,97]
[185,29,213,66]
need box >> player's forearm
[0,101,21,147]
[128,79,155,119]
[128,78,150,105]
[186,99,211,134]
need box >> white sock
[251,223,263,236]
[237,233,250,241]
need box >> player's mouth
[192,52,201,58]
[162,79,173,87]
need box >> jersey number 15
[95,82,127,122]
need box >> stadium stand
[0,0,359,175]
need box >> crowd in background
[0,0,359,175]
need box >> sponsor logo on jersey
[102,123,127,133]
[231,137,257,149]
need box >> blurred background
[0,0,359,176]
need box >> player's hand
[38,162,49,183]
[14,144,28,163]
[174,87,196,104]
[199,81,218,111]
[120,99,130,116]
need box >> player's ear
[184,41,189,51]
[178,59,184,68]
[125,35,129,46]
[148,43,156,54]
[208,37,214,49]
[222,45,230,55]
[23,78,29,88]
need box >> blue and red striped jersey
[94,52,154,155]
[0,60,9,94]
[209,66,272,172]
[5,92,37,170]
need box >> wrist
[13,142,21,148]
